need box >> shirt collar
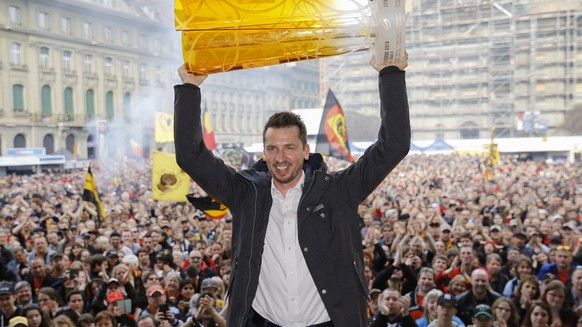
[270,170,305,196]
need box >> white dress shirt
[252,171,330,326]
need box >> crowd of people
[0,153,580,327]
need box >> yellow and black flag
[316,90,353,162]
[186,195,229,220]
[83,166,106,220]
[485,126,500,181]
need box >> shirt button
[325,176,330,181]
[306,208,311,212]
[288,246,292,251]
[291,298,295,301]
[290,271,294,276]
[303,247,308,252]
[322,289,327,294]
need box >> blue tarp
[423,136,454,151]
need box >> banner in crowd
[485,125,500,181]
[316,89,353,162]
[155,112,174,143]
[203,111,217,151]
[186,194,229,220]
[82,166,106,220]
[130,139,143,157]
[152,151,190,201]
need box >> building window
[106,91,114,120]
[43,134,55,154]
[123,93,131,119]
[38,12,49,29]
[9,6,20,24]
[13,84,24,112]
[154,38,161,51]
[41,85,52,117]
[14,134,26,148]
[63,50,72,71]
[140,64,147,81]
[86,89,95,118]
[83,22,92,40]
[122,30,130,45]
[104,57,113,76]
[460,122,480,139]
[84,54,93,73]
[66,134,75,154]
[11,43,21,65]
[122,60,130,78]
[64,87,74,119]
[104,26,112,42]
[139,35,147,49]
[40,47,49,68]
[61,17,71,34]
[155,65,161,82]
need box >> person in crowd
[539,280,577,327]
[503,257,534,298]
[66,290,85,316]
[26,237,55,268]
[491,297,520,327]
[511,275,540,323]
[470,304,494,327]
[371,288,416,327]
[426,293,462,327]
[456,269,501,325]
[446,275,468,297]
[520,301,552,327]
[139,285,181,326]
[415,289,465,327]
[14,282,33,308]
[25,258,61,300]
[192,292,225,327]
[37,287,62,320]
[536,245,574,285]
[0,282,24,327]
[407,267,437,320]
[22,304,49,327]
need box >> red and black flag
[316,90,353,162]
[186,194,229,220]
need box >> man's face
[137,318,156,327]
[110,236,121,249]
[437,302,456,321]
[16,286,32,304]
[471,270,489,296]
[263,126,309,189]
[138,252,150,266]
[52,257,64,270]
[507,249,520,262]
[418,272,435,293]
[486,259,501,275]
[189,251,203,269]
[473,316,493,327]
[0,294,15,313]
[35,238,48,253]
[572,270,582,293]
[147,292,165,309]
[31,260,46,279]
[556,249,572,270]
[460,248,473,264]
[460,238,472,248]
[142,237,152,251]
[381,290,402,316]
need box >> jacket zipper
[238,182,259,327]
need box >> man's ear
[304,144,310,160]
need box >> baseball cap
[9,317,28,327]
[563,221,578,230]
[437,293,457,308]
[107,278,120,286]
[473,304,493,319]
[106,250,119,258]
[513,231,527,239]
[0,281,15,295]
[489,225,502,232]
[52,252,64,260]
[107,291,124,303]
[201,278,219,290]
[147,285,165,297]
[440,224,452,232]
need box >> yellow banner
[155,112,174,143]
[152,151,190,201]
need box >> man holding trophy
[174,1,409,326]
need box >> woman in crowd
[447,275,468,297]
[503,257,534,298]
[164,271,182,306]
[38,287,63,320]
[540,280,577,327]
[177,278,196,318]
[23,304,50,327]
[491,297,520,327]
[521,301,552,327]
[512,275,540,324]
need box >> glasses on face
[148,276,159,281]
[430,223,440,228]
[190,256,201,261]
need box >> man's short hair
[262,112,308,147]
[14,281,31,292]
[137,314,160,327]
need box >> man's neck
[473,290,487,300]
[437,320,453,327]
